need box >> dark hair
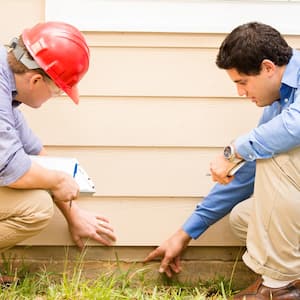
[216,22,292,75]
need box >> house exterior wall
[1,1,300,250]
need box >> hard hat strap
[9,37,40,70]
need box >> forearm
[183,161,255,239]
[8,161,63,190]
[55,200,77,224]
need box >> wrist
[177,229,192,245]
[223,144,243,164]
[49,170,69,192]
[55,200,79,222]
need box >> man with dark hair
[145,22,300,299]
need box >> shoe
[233,277,300,299]
[0,275,19,288]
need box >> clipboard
[29,155,96,195]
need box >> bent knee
[229,201,249,243]
[22,190,54,226]
[229,204,241,230]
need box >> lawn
[0,252,238,299]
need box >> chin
[28,103,42,109]
[255,101,266,107]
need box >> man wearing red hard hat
[0,21,116,285]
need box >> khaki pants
[0,187,54,252]
[230,148,300,281]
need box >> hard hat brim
[64,85,80,104]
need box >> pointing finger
[144,247,163,262]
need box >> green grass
[0,252,237,300]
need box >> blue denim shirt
[183,49,300,239]
[0,45,42,185]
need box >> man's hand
[65,204,116,249]
[144,229,191,278]
[50,171,80,202]
[209,154,236,185]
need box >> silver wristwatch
[223,144,243,164]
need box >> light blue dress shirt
[0,46,42,185]
[183,49,300,239]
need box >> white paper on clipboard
[29,155,96,195]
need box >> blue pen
[70,163,78,208]
[73,163,78,178]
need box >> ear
[29,73,43,89]
[261,59,276,75]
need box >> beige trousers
[230,148,300,280]
[0,187,54,252]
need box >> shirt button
[284,98,289,103]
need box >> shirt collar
[7,60,16,93]
[279,49,300,105]
[281,49,300,88]
[7,61,21,107]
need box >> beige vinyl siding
[3,1,300,248]
[0,0,45,45]
[21,98,259,147]
[20,32,263,247]
[19,196,242,246]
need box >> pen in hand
[70,163,78,208]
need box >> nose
[237,85,246,97]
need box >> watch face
[224,146,233,159]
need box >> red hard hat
[22,21,90,104]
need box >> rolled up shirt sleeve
[0,148,31,186]
[235,90,300,161]
[0,115,42,186]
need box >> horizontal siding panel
[2,26,300,51]
[85,32,226,48]
[81,47,235,97]
[0,1,44,44]
[85,32,300,49]
[21,197,242,246]
[79,36,300,97]
[21,98,261,147]
[286,36,300,48]
[43,147,218,197]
